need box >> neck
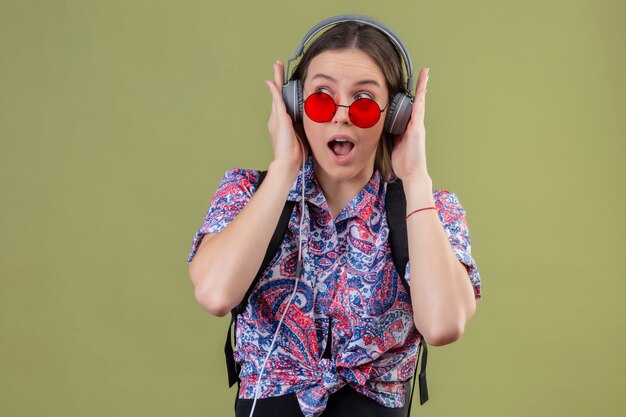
[313,161,375,219]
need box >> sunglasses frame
[303,91,388,129]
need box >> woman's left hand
[391,67,430,182]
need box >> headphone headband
[285,14,414,93]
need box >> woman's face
[302,48,388,182]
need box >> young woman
[187,15,481,417]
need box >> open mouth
[328,138,355,157]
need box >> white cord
[248,141,307,417]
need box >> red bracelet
[405,206,436,220]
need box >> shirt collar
[287,156,326,208]
[336,169,383,222]
[287,157,384,223]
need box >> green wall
[1,0,624,416]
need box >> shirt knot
[296,358,347,417]
[319,358,343,394]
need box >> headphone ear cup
[282,79,303,122]
[384,93,413,136]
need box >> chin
[312,154,375,183]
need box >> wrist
[402,175,435,211]
[269,158,301,182]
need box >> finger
[266,78,292,125]
[414,91,426,123]
[265,79,279,102]
[412,68,428,103]
[265,80,282,116]
[266,67,289,115]
[417,67,429,90]
[274,60,284,88]
[411,68,429,120]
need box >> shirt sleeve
[186,168,261,264]
[404,189,482,299]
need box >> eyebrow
[310,73,381,88]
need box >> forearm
[189,159,300,316]
[403,175,476,346]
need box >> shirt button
[318,282,327,292]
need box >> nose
[332,102,351,125]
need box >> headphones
[282,14,415,136]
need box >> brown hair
[290,21,408,182]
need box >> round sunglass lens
[349,98,381,128]
[304,92,336,123]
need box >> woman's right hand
[264,60,306,170]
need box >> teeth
[333,138,348,142]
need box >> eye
[354,91,374,101]
[315,87,333,96]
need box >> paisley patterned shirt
[187,157,482,417]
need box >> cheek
[365,126,385,150]
[302,118,324,145]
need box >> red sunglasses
[304,91,387,129]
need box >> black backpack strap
[385,180,409,285]
[225,170,297,387]
[417,338,429,405]
[385,179,429,408]
[225,314,240,387]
